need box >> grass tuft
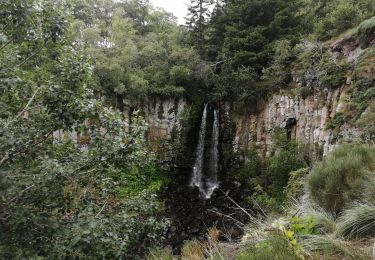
[337,203,375,239]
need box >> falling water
[190,104,208,189]
[203,109,219,199]
[191,105,220,199]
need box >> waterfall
[203,109,219,199]
[190,104,208,189]
[191,105,219,199]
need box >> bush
[357,100,375,141]
[357,16,375,47]
[325,112,347,132]
[307,144,375,215]
[314,2,364,40]
[237,233,301,260]
[284,168,309,201]
[337,203,375,239]
[266,143,307,193]
[292,43,348,90]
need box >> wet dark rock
[161,174,253,254]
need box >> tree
[0,1,167,258]
[185,0,214,53]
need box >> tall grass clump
[181,240,204,260]
[147,248,174,260]
[337,203,375,239]
[307,144,375,215]
[294,202,337,234]
[300,235,370,259]
[236,233,301,260]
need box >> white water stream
[190,105,219,199]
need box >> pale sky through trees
[150,0,189,24]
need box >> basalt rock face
[124,97,187,163]
[135,90,360,160]
[232,87,360,157]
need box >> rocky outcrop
[139,98,186,142]
[123,98,187,163]
[232,86,360,157]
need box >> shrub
[357,16,375,47]
[325,112,346,132]
[353,47,375,80]
[314,2,364,40]
[307,144,375,215]
[299,86,313,99]
[337,203,375,239]
[234,148,263,190]
[284,168,309,201]
[237,233,301,260]
[266,143,307,193]
[292,43,348,90]
[357,100,375,141]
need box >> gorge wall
[140,88,359,160]
[232,86,359,157]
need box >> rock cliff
[232,87,359,157]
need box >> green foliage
[297,204,337,235]
[337,203,375,239]
[289,217,317,237]
[235,130,308,213]
[292,42,348,90]
[71,0,200,105]
[307,144,375,215]
[237,232,302,260]
[357,100,375,141]
[284,168,309,200]
[0,1,167,258]
[266,130,307,193]
[313,2,364,41]
[357,16,375,46]
[299,86,313,99]
[301,0,375,41]
[262,40,296,88]
[234,148,263,189]
[325,112,347,132]
[348,47,375,136]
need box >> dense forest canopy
[1,0,375,258]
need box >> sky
[150,0,189,24]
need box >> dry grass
[181,240,204,260]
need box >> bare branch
[3,86,41,129]
[95,201,108,218]
[9,185,35,203]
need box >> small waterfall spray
[191,105,219,199]
[190,104,208,189]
